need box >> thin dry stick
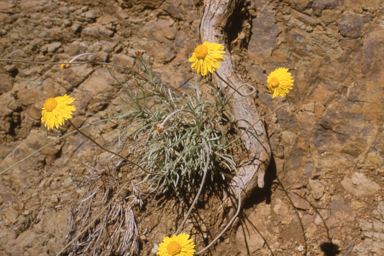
[68,120,165,176]
[276,176,308,255]
[55,181,130,256]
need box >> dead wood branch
[200,0,271,210]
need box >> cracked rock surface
[0,0,384,255]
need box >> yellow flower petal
[41,94,76,130]
[267,68,294,98]
[189,41,226,76]
[157,233,195,256]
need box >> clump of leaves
[114,57,239,193]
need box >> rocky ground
[0,0,384,255]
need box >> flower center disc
[44,98,58,112]
[167,241,182,255]
[195,44,208,59]
[271,77,280,88]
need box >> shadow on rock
[243,154,277,209]
[320,242,341,256]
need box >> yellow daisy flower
[157,233,195,256]
[189,41,225,76]
[267,68,294,98]
[41,94,76,130]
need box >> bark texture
[200,0,271,207]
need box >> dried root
[65,169,143,256]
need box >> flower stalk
[67,120,163,176]
[156,107,188,133]
[61,53,99,70]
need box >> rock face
[355,197,384,254]
[235,202,272,255]
[338,12,367,39]
[248,5,280,61]
[341,172,380,197]
[244,0,384,254]
[0,0,384,255]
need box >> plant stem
[215,71,256,97]
[161,107,187,126]
[69,53,98,63]
[0,118,111,176]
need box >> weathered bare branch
[201,0,271,208]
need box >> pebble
[309,179,325,200]
[5,208,19,223]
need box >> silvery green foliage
[114,56,240,193]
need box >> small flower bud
[60,60,71,70]
[135,51,144,58]
[155,124,164,133]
